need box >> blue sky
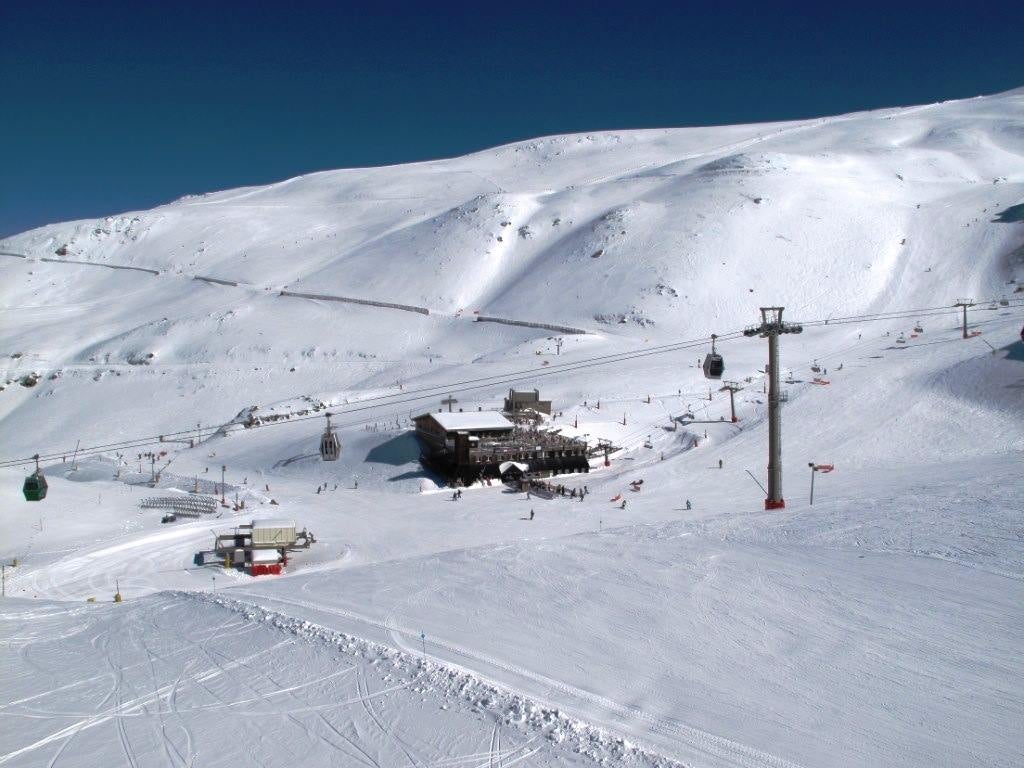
[2,0,1022,236]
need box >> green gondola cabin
[23,471,48,501]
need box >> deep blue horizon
[2,0,1022,237]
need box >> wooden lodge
[413,410,589,485]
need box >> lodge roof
[419,411,514,432]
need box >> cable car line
[3,297,1022,469]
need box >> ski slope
[1,87,1023,768]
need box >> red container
[249,563,283,576]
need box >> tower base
[764,498,786,510]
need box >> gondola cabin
[319,413,340,462]
[702,334,724,379]
[702,353,724,379]
[23,471,47,501]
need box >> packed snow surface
[2,87,1023,767]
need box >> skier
[452,491,458,501]
[529,509,535,520]
[620,499,627,510]
[686,499,692,510]
[718,459,723,469]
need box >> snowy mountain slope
[1,90,1022,461]
[1,88,1023,768]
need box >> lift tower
[743,307,803,510]
[719,381,743,423]
[953,299,975,339]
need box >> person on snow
[718,459,723,469]
[686,499,692,510]
[620,499,627,509]
[529,509,535,520]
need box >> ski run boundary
[183,590,689,768]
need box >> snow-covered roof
[250,549,282,563]
[424,411,513,432]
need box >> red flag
[814,464,835,473]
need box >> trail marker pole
[221,465,226,505]
[420,631,426,655]
[744,308,802,510]
[809,463,816,505]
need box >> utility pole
[743,307,803,510]
[809,463,816,505]
[954,299,975,339]
[719,381,742,423]
[220,465,227,505]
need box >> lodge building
[413,409,589,485]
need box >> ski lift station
[200,519,316,576]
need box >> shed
[250,519,297,548]
[250,548,282,564]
